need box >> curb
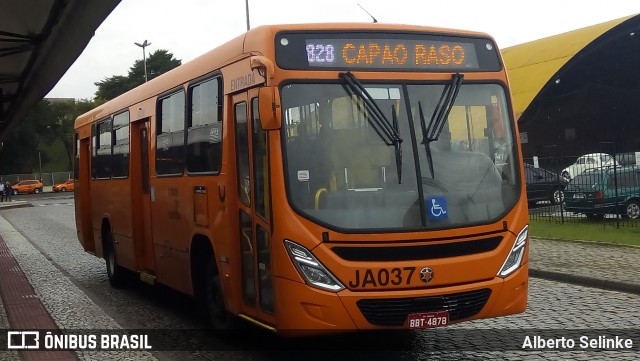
[530,268,640,295]
[530,236,640,249]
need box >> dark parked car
[524,163,568,205]
[564,166,640,219]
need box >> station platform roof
[0,0,120,141]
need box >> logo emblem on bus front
[420,267,434,283]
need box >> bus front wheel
[204,259,235,329]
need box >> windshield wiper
[391,104,402,183]
[339,71,403,183]
[419,73,464,177]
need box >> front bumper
[273,263,528,333]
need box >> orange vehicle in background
[11,179,44,194]
[74,23,528,334]
[53,179,75,192]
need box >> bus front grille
[356,288,492,326]
[331,237,502,262]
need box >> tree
[94,75,134,101]
[95,49,181,100]
[0,101,50,174]
[0,98,104,174]
[128,49,182,85]
[45,99,103,170]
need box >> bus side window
[94,118,112,179]
[187,77,222,174]
[112,110,130,178]
[157,90,186,175]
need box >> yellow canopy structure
[502,15,636,119]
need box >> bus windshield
[282,81,519,231]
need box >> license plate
[406,311,449,329]
[573,193,585,199]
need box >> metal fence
[525,150,639,229]
[0,172,72,187]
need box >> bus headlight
[284,240,344,292]
[498,225,528,278]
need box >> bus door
[76,133,95,253]
[130,118,155,274]
[232,90,276,324]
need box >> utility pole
[245,0,250,31]
[134,40,152,82]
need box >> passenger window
[94,118,112,179]
[156,91,185,175]
[112,111,130,178]
[187,77,222,174]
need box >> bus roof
[75,22,495,129]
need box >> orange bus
[74,23,528,333]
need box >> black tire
[203,258,235,329]
[561,171,570,181]
[61,187,66,192]
[34,188,40,194]
[12,189,17,195]
[625,200,640,219]
[549,188,564,205]
[104,229,127,288]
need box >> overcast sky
[46,0,639,99]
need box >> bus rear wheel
[203,259,235,329]
[104,229,126,288]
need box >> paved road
[0,194,638,360]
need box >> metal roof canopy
[502,14,637,119]
[0,0,120,142]
[502,14,640,162]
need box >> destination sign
[276,32,501,72]
[305,39,478,69]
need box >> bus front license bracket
[406,311,449,329]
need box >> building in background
[503,14,640,170]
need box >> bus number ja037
[348,267,416,288]
[306,44,335,63]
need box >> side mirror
[258,86,281,130]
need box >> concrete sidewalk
[529,237,640,295]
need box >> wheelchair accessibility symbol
[427,196,448,220]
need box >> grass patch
[529,218,640,247]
